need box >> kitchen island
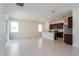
[42,32,54,40]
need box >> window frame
[10,21,19,33]
[38,24,42,32]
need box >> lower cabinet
[64,34,72,45]
[54,32,63,40]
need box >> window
[11,22,19,32]
[38,24,42,32]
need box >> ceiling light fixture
[16,3,24,7]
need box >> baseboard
[10,36,41,40]
[73,44,79,48]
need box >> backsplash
[64,25,72,34]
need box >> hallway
[2,38,79,56]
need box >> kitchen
[42,16,72,45]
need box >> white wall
[10,19,41,39]
[73,8,79,47]
[0,4,7,55]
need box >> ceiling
[4,3,79,22]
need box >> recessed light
[51,11,56,13]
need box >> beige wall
[42,22,50,32]
[10,19,41,39]
[64,17,68,25]
[0,4,7,55]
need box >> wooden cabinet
[68,17,72,28]
[54,32,63,40]
[64,16,72,45]
[57,23,63,29]
[64,34,72,45]
[50,23,63,29]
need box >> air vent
[16,3,24,7]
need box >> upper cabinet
[68,17,72,28]
[50,23,63,29]
[57,23,63,29]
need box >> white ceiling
[4,3,79,22]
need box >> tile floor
[2,38,79,56]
